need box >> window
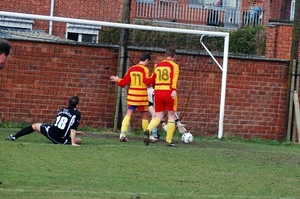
[189,0,217,6]
[189,0,237,7]
[0,16,34,30]
[223,0,237,7]
[290,0,295,21]
[136,0,155,3]
[67,33,78,41]
[66,23,101,43]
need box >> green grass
[1,128,300,199]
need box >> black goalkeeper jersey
[50,107,81,139]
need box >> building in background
[0,0,294,44]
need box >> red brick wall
[265,23,293,60]
[0,40,118,128]
[0,40,288,140]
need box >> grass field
[1,128,300,199]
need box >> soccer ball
[181,132,193,144]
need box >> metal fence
[135,1,263,28]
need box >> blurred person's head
[0,39,11,69]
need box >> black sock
[14,125,34,139]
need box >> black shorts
[40,124,71,145]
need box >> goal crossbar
[0,11,229,139]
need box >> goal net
[0,11,229,138]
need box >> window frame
[290,0,295,21]
[66,23,101,43]
[0,16,34,30]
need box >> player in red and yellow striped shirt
[110,53,151,142]
[144,48,179,147]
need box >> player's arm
[70,129,80,146]
[110,75,119,82]
[76,131,85,135]
[110,67,132,87]
[70,113,82,146]
[171,63,179,91]
[144,73,155,86]
[170,63,179,98]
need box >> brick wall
[0,40,118,128]
[265,23,293,60]
[0,40,289,140]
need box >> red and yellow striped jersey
[148,59,179,91]
[117,64,150,106]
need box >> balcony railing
[135,1,263,28]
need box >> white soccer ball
[181,132,193,144]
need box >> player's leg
[5,123,42,141]
[150,127,159,142]
[165,94,177,147]
[149,111,161,143]
[144,91,165,146]
[148,104,159,142]
[148,103,155,118]
[32,123,42,132]
[138,105,149,132]
[160,111,168,132]
[144,111,164,145]
[147,111,164,132]
[141,111,149,132]
[166,111,176,145]
[119,108,134,142]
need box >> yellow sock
[166,120,175,144]
[142,119,148,132]
[121,115,131,135]
[148,118,161,132]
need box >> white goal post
[0,11,229,139]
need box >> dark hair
[69,96,79,108]
[165,48,176,58]
[140,53,151,61]
[0,39,11,56]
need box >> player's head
[140,53,151,62]
[0,39,12,69]
[69,96,79,108]
[165,48,176,58]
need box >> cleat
[143,129,150,146]
[165,142,177,147]
[5,135,16,141]
[119,136,128,142]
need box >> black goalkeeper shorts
[40,124,71,145]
